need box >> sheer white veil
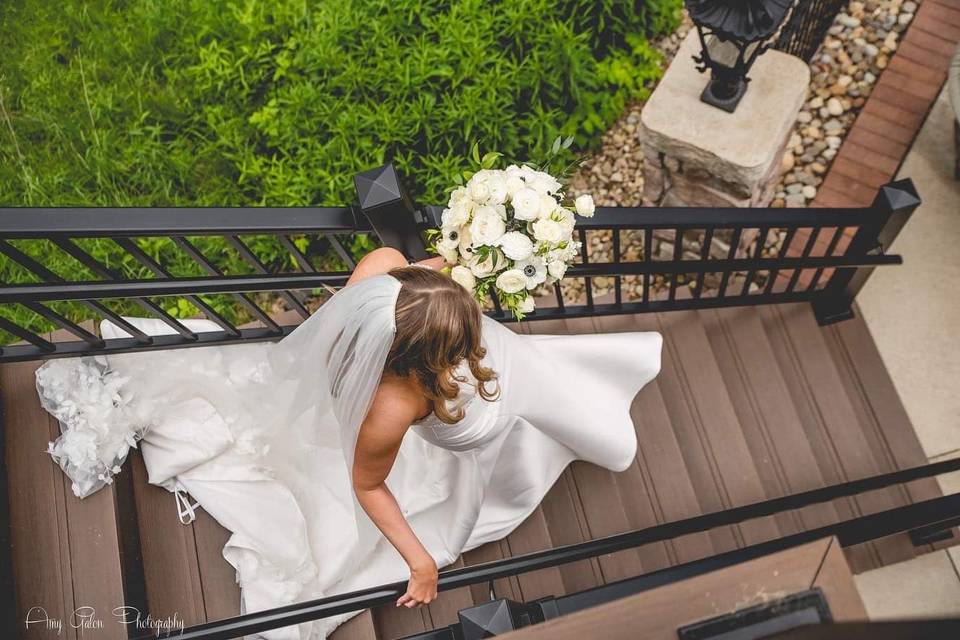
[268,273,402,473]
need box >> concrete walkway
[855,86,960,617]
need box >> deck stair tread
[1,303,941,640]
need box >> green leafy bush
[0,0,681,338]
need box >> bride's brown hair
[386,266,499,424]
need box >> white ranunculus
[538,193,559,219]
[442,203,470,228]
[547,259,568,279]
[575,194,596,217]
[450,265,476,292]
[514,256,547,289]
[469,206,506,246]
[495,269,527,294]
[448,186,470,208]
[468,177,491,203]
[505,174,526,197]
[555,208,576,234]
[532,217,565,244]
[469,249,506,277]
[519,295,535,314]
[519,165,538,182]
[496,231,534,261]
[511,187,541,221]
[486,174,508,205]
[529,171,562,195]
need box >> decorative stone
[785,193,807,207]
[640,31,810,207]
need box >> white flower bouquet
[430,140,595,320]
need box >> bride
[37,247,663,639]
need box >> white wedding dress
[35,274,662,640]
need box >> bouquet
[430,140,595,320]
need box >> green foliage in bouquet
[0,0,682,339]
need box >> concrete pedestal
[641,31,810,208]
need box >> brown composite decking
[1,301,942,640]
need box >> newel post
[812,179,921,325]
[353,163,429,260]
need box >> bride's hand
[397,558,438,608]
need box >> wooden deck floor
[0,301,941,640]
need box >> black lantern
[685,0,794,112]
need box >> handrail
[0,206,367,237]
[136,457,960,640]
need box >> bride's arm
[347,248,448,286]
[352,380,438,608]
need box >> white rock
[802,185,817,199]
[838,14,861,28]
[826,98,844,116]
[785,193,807,208]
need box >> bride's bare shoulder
[346,247,408,286]
[364,376,429,432]
[353,378,427,480]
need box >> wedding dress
[35,273,662,640]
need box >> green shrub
[0,0,681,339]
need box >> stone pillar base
[640,31,810,208]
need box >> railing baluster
[553,281,566,313]
[612,229,622,306]
[642,228,652,304]
[225,236,310,320]
[279,235,315,273]
[114,238,241,337]
[669,229,683,301]
[693,227,714,299]
[717,227,742,299]
[786,227,821,293]
[24,302,104,347]
[807,226,846,292]
[740,225,769,296]
[0,240,152,344]
[173,237,281,334]
[0,316,55,352]
[578,228,594,310]
[53,239,198,341]
[328,235,357,270]
[764,227,797,295]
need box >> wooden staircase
[1,303,942,639]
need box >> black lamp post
[685,0,794,113]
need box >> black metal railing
[128,456,960,640]
[774,0,849,61]
[0,165,920,362]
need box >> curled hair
[386,266,499,424]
